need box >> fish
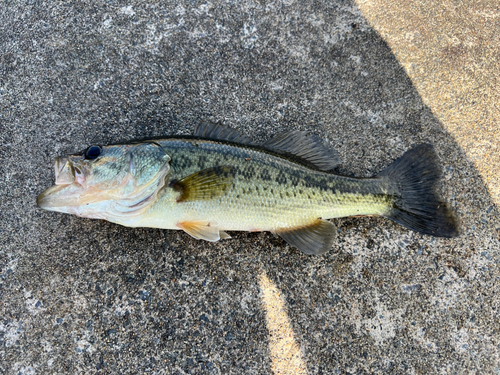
[37,122,459,255]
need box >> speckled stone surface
[1,1,499,374]
[356,0,500,205]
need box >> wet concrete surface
[1,1,499,374]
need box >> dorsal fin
[194,122,254,144]
[194,123,340,171]
[262,130,340,171]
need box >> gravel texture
[1,1,499,374]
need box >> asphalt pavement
[1,1,499,374]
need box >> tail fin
[379,144,459,238]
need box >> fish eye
[85,146,102,160]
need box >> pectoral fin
[275,219,336,255]
[171,166,234,202]
[177,220,225,242]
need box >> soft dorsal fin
[274,219,337,255]
[177,220,229,242]
[170,166,234,202]
[194,122,254,144]
[262,130,340,171]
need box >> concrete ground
[1,1,498,374]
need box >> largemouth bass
[37,123,459,255]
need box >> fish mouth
[54,156,76,185]
[37,182,84,211]
[37,157,83,211]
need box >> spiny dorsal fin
[275,219,336,255]
[262,130,340,171]
[177,220,222,241]
[171,166,234,202]
[194,122,254,144]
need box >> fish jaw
[37,183,83,211]
[38,155,106,214]
[36,183,112,219]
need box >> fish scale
[37,123,459,255]
[149,138,393,232]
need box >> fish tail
[378,144,459,238]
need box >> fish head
[37,142,171,219]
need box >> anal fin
[275,219,336,255]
